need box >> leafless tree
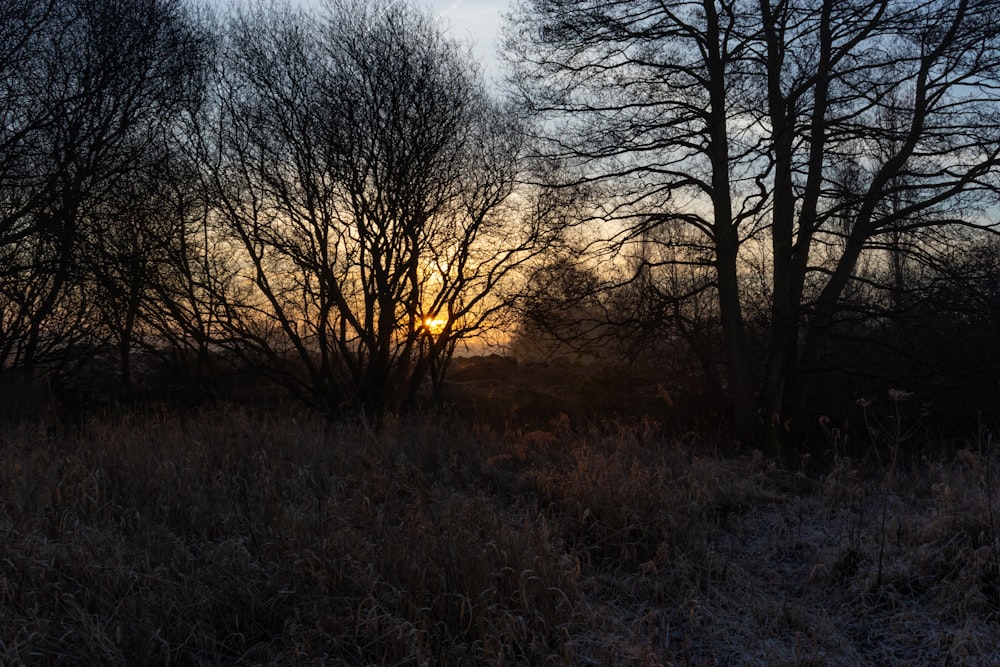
[0,0,209,396]
[200,0,557,413]
[507,0,1000,443]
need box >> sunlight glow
[423,317,448,334]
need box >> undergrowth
[1,407,999,664]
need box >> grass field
[2,379,1000,664]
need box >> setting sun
[423,317,447,334]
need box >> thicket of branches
[507,0,1000,444]
[2,0,999,449]
[1,0,210,393]
[0,0,564,417]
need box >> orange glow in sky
[423,317,448,334]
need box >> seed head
[887,388,913,402]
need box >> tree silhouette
[199,0,557,414]
[0,0,208,400]
[508,0,1000,444]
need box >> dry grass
[1,407,999,665]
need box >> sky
[426,0,511,84]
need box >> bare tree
[512,250,609,362]
[507,0,1000,444]
[0,0,209,396]
[201,0,556,413]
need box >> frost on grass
[1,411,999,665]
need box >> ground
[1,359,998,664]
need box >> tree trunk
[704,0,756,442]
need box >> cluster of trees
[1,0,563,416]
[3,0,1000,447]
[1,0,210,400]
[507,0,1000,441]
